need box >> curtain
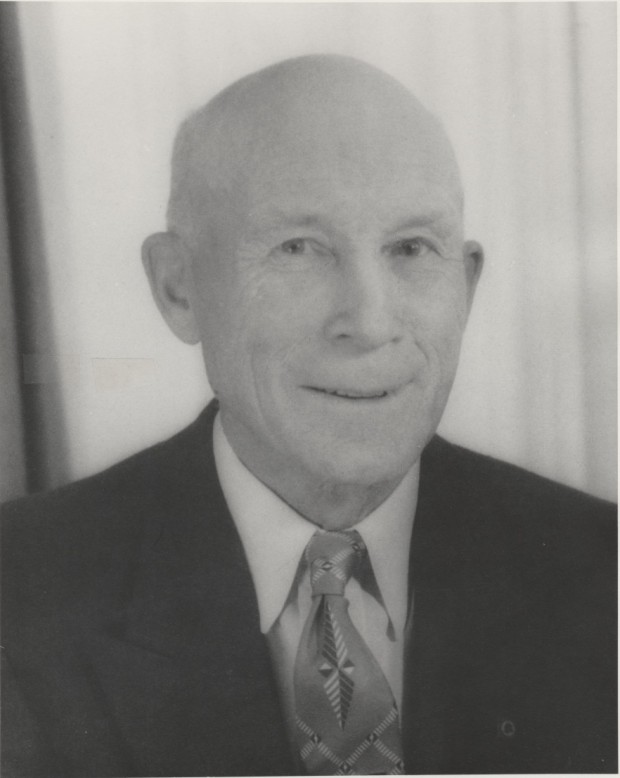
[0,3,67,500]
[3,2,615,501]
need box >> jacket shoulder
[1,406,217,613]
[427,435,615,519]
[421,436,616,573]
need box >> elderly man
[2,56,616,776]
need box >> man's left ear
[462,240,484,312]
[142,231,201,345]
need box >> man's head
[143,55,483,525]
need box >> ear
[462,239,484,313]
[142,232,201,344]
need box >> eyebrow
[250,209,324,230]
[388,213,449,232]
[384,206,463,245]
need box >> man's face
[185,104,479,496]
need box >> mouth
[305,386,399,400]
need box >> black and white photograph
[1,2,616,776]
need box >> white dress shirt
[213,414,418,731]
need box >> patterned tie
[294,530,405,775]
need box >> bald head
[167,55,463,240]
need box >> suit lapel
[401,436,464,772]
[84,403,295,776]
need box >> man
[2,55,616,776]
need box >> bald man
[2,56,616,777]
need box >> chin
[307,435,423,488]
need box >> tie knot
[306,530,366,596]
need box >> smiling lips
[306,383,408,400]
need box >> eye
[273,238,332,263]
[390,237,433,258]
[280,238,307,255]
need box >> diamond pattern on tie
[294,530,405,774]
[296,706,405,775]
[319,600,355,729]
[310,545,355,594]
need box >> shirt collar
[213,413,418,634]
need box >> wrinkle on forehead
[167,55,463,241]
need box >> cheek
[247,272,327,349]
[197,271,307,396]
[405,274,470,360]
[427,291,468,341]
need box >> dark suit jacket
[2,402,616,776]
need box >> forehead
[240,99,456,185]
[240,175,460,238]
[180,61,463,237]
[214,118,451,201]
[213,140,463,241]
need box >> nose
[323,252,403,350]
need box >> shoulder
[419,436,616,581]
[424,434,615,524]
[1,404,218,611]
[417,437,616,669]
